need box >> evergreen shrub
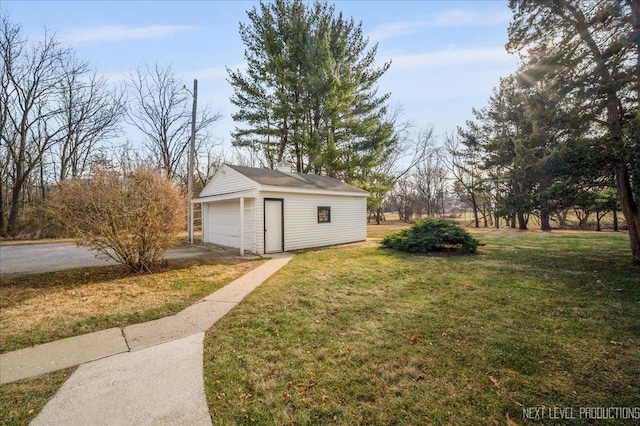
[381,218,482,254]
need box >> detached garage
[193,163,369,255]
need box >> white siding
[255,195,265,254]
[260,191,367,252]
[203,198,256,252]
[199,165,257,197]
[244,198,257,253]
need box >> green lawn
[203,230,639,425]
[0,369,74,426]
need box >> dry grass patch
[1,257,264,353]
[367,218,410,239]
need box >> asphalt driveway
[0,242,239,275]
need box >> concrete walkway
[0,252,294,425]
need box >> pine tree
[508,0,640,263]
[228,0,393,179]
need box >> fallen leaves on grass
[488,373,500,389]
[506,413,522,425]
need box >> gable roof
[226,164,368,195]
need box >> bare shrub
[46,167,185,273]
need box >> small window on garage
[318,206,331,223]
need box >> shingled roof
[227,164,368,194]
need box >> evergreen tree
[508,0,640,263]
[228,0,394,179]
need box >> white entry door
[264,199,283,253]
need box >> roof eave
[258,184,369,197]
[192,189,259,203]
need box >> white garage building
[193,163,369,255]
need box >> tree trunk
[540,210,551,231]
[613,210,619,232]
[7,181,22,236]
[0,166,5,237]
[615,164,640,264]
[278,119,288,163]
[596,211,602,231]
[517,212,528,230]
[471,198,479,226]
[0,181,4,237]
[563,0,639,264]
[40,161,46,200]
[625,0,640,262]
[556,209,569,229]
[575,208,590,228]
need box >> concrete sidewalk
[0,252,294,425]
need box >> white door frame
[264,198,284,253]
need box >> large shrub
[382,218,481,254]
[46,167,185,273]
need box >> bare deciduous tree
[193,138,225,194]
[0,17,72,235]
[443,131,486,227]
[388,140,448,222]
[363,115,433,224]
[0,16,125,236]
[54,55,125,182]
[126,63,222,181]
[415,148,448,217]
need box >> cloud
[368,8,512,42]
[431,9,512,27]
[368,20,428,42]
[382,46,517,70]
[63,25,200,45]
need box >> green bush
[381,218,482,254]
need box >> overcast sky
[3,0,520,149]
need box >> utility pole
[183,79,198,244]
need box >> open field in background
[203,229,639,424]
[453,210,621,231]
[0,257,264,353]
[373,210,623,232]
